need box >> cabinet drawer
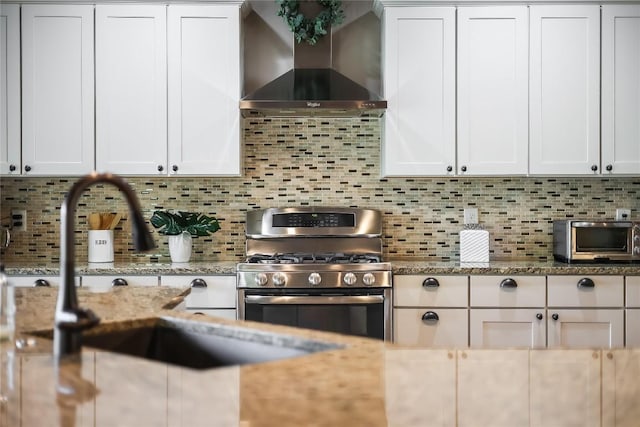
[547,275,623,307]
[161,275,236,309]
[394,308,468,348]
[81,275,159,291]
[8,275,78,287]
[470,276,545,307]
[625,276,640,307]
[186,308,236,321]
[394,275,467,307]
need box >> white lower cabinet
[394,308,468,348]
[626,276,640,346]
[602,349,640,427]
[469,275,546,348]
[470,309,546,348]
[160,275,236,319]
[548,308,624,348]
[393,276,468,347]
[530,349,601,427]
[548,275,625,348]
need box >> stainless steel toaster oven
[553,220,640,263]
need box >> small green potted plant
[150,210,221,263]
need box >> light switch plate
[464,208,479,225]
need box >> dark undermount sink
[33,316,343,370]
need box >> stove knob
[343,272,357,286]
[255,273,268,287]
[272,272,286,287]
[362,273,376,286]
[308,272,322,286]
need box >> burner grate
[245,252,382,264]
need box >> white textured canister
[88,230,114,263]
[460,227,489,262]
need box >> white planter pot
[168,232,192,263]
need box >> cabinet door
[457,6,528,175]
[0,4,20,175]
[626,309,640,347]
[96,5,167,175]
[602,5,640,175]
[385,349,456,427]
[21,5,95,176]
[530,350,601,427]
[381,7,455,176]
[470,308,546,348]
[602,349,640,427]
[547,309,624,348]
[167,5,241,176]
[394,308,468,348]
[529,6,600,175]
[458,349,529,427]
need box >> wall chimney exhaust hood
[240,6,386,118]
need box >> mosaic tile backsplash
[1,117,639,265]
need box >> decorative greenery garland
[276,0,345,45]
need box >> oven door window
[575,227,630,253]
[243,291,386,340]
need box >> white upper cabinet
[529,5,601,175]
[602,5,640,176]
[21,4,95,176]
[95,4,167,175]
[457,6,528,176]
[0,4,20,175]
[381,7,456,176]
[167,5,241,176]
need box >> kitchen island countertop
[2,286,639,426]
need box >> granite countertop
[5,259,640,276]
[2,287,639,426]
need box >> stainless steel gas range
[236,207,392,341]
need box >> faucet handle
[56,307,100,331]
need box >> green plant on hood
[150,211,221,236]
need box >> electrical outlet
[464,208,479,225]
[616,208,631,221]
[11,209,26,231]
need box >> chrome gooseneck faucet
[54,173,156,359]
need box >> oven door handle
[244,295,385,305]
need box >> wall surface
[1,117,639,265]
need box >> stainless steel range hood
[240,68,386,118]
[240,4,386,118]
